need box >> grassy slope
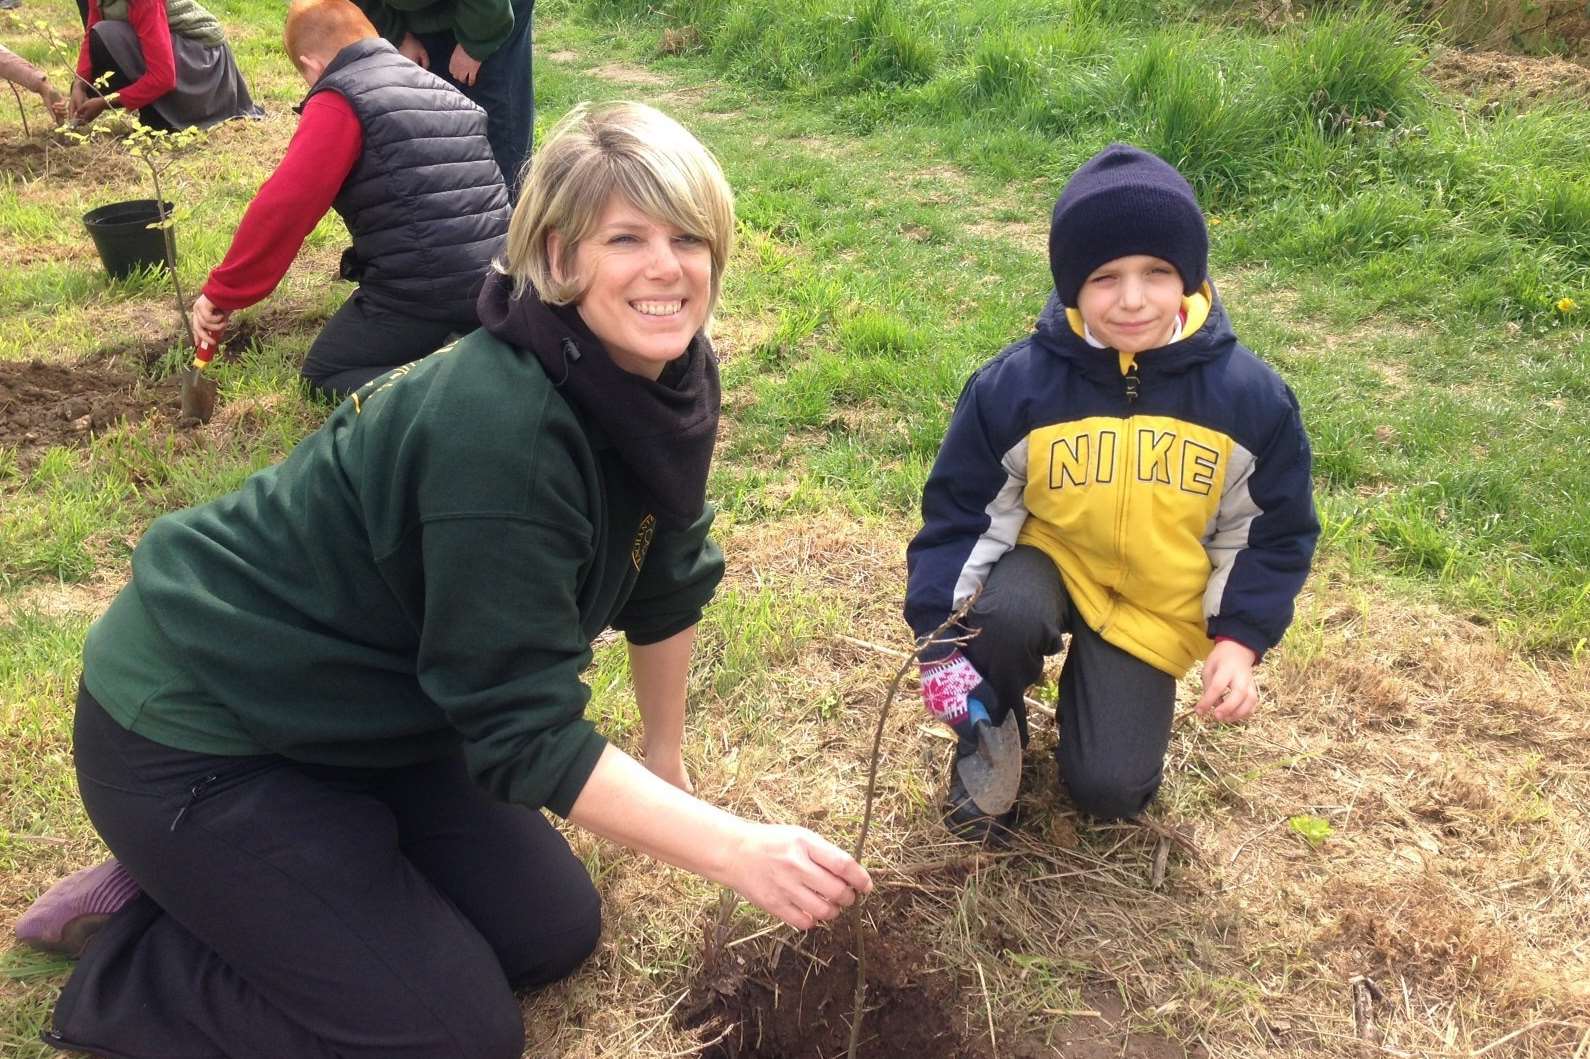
[2,0,1589,1055]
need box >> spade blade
[956,711,1022,815]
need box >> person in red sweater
[70,0,259,131]
[190,0,509,397]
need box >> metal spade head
[955,710,1022,815]
[180,334,219,423]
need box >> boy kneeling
[906,145,1319,844]
[191,0,509,397]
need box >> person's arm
[568,743,872,930]
[110,0,176,112]
[904,365,1029,660]
[75,0,98,86]
[451,0,514,60]
[630,626,694,791]
[1199,380,1319,722]
[199,93,362,327]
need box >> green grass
[552,0,1590,651]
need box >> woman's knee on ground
[499,886,602,990]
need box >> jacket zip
[1106,361,1143,632]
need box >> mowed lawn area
[2,0,1588,1055]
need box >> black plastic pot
[82,199,175,280]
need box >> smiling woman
[17,101,870,1059]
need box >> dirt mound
[1427,47,1590,103]
[0,358,179,467]
[685,911,986,1059]
[682,896,1200,1059]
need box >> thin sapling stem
[845,592,981,1059]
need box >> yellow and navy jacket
[905,286,1318,677]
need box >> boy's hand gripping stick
[920,652,1022,814]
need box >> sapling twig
[8,82,31,138]
[845,591,981,1059]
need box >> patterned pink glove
[919,651,994,735]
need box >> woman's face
[555,196,713,380]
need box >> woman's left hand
[72,93,109,126]
[448,44,481,87]
[644,748,693,794]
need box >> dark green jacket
[356,0,515,61]
[83,329,723,817]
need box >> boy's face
[1075,254,1185,355]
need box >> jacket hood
[477,269,720,529]
[1032,284,1236,384]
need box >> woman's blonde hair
[498,101,735,310]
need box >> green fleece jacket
[356,0,515,62]
[83,329,723,818]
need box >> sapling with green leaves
[62,104,208,344]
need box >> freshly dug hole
[683,911,986,1059]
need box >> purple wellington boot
[14,859,141,957]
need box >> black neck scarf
[477,270,720,528]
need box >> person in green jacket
[357,0,534,197]
[17,101,872,1059]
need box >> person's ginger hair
[284,0,378,73]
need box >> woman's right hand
[721,821,872,930]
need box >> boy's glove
[921,652,1022,816]
[919,651,995,737]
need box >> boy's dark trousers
[48,685,601,1059]
[301,288,464,398]
[961,545,1176,820]
[417,0,534,200]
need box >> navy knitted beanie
[1048,144,1208,308]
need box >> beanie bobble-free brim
[1048,144,1208,309]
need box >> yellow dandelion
[1558,297,1580,314]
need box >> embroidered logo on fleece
[631,514,656,571]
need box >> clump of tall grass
[1270,5,1430,133]
[1120,33,1284,206]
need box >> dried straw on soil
[519,514,1588,1057]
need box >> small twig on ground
[845,592,981,1059]
[1351,974,1384,1058]
[1149,835,1171,889]
[1130,811,1205,864]
[975,960,998,1059]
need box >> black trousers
[48,686,600,1059]
[302,290,463,398]
[961,545,1177,820]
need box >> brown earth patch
[0,137,140,184]
[0,358,180,468]
[683,897,1198,1059]
[588,62,673,87]
[1426,47,1590,103]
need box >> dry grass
[7,511,1587,1056]
[516,515,1590,1056]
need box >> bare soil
[0,358,179,467]
[683,895,1199,1059]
